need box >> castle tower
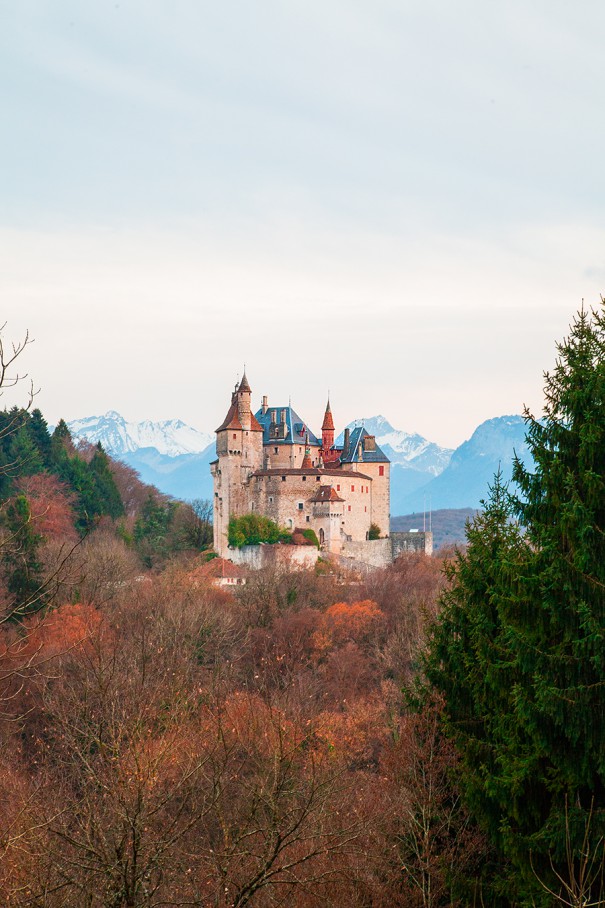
[321,399,335,456]
[211,371,264,556]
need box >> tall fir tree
[2,494,45,615]
[89,444,124,520]
[28,408,53,467]
[8,424,44,477]
[424,303,605,905]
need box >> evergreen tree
[133,494,176,567]
[8,424,44,477]
[89,444,124,520]
[424,304,605,904]
[49,418,74,467]
[2,494,45,615]
[424,475,524,904]
[28,408,53,466]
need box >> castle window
[351,485,355,492]
[281,476,286,482]
[337,484,340,491]
[274,447,278,454]
[269,496,274,503]
[348,505,351,512]
[366,486,369,493]
[233,433,237,439]
[379,466,384,476]
[306,516,310,522]
[298,502,304,510]
[364,506,367,512]
[302,476,306,481]
[316,476,320,482]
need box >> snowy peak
[67,412,213,458]
[337,416,453,477]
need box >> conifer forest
[1,303,605,907]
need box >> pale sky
[3,1,604,448]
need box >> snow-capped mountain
[337,415,453,476]
[66,410,533,515]
[67,411,213,458]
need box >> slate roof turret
[339,426,389,464]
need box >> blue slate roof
[340,426,389,464]
[254,406,321,447]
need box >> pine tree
[28,408,53,467]
[423,475,524,903]
[502,304,605,897]
[424,303,605,904]
[89,444,124,520]
[8,424,44,477]
[2,494,45,615]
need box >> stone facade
[211,373,393,561]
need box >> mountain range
[66,411,533,515]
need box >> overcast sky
[3,1,604,448]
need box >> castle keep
[210,372,391,560]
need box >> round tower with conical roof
[211,370,264,556]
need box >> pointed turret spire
[321,398,335,431]
[321,397,335,458]
[239,368,251,393]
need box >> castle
[210,372,391,560]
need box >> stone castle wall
[391,531,433,558]
[228,543,320,571]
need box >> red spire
[321,397,335,459]
[322,399,335,431]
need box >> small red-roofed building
[191,557,248,587]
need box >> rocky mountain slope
[397,415,533,512]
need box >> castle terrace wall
[339,538,392,569]
[391,531,433,558]
[228,543,320,571]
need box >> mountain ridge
[66,411,531,513]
